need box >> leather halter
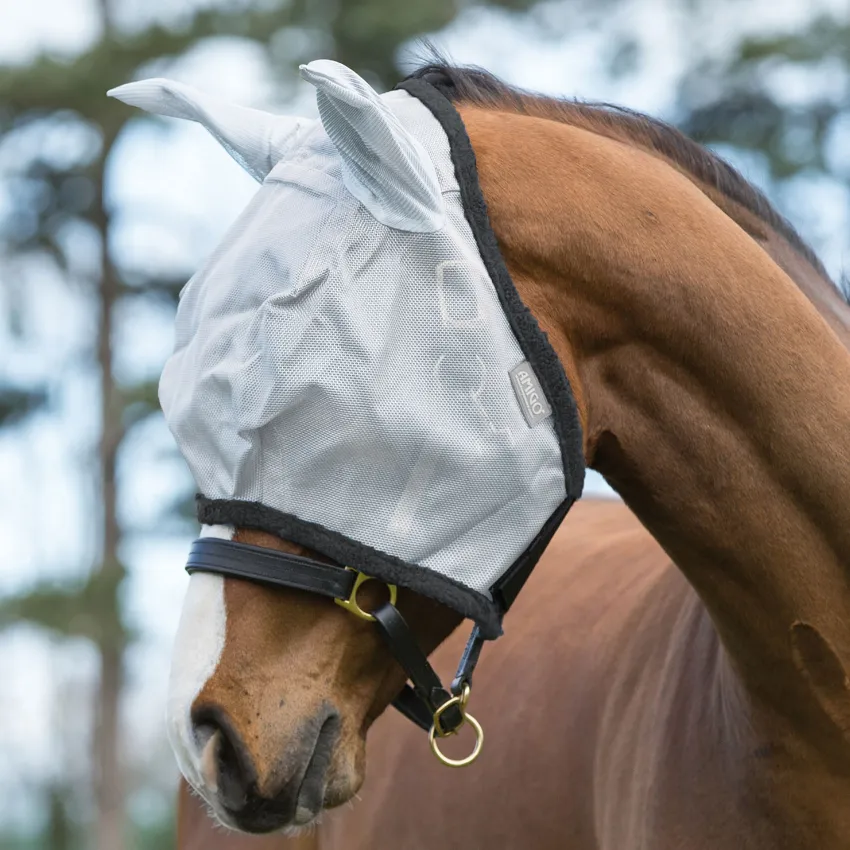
[186,537,486,759]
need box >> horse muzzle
[190,702,343,832]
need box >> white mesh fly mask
[110,61,584,637]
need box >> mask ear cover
[107,77,314,182]
[300,60,445,233]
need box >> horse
[113,59,850,848]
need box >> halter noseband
[186,536,486,767]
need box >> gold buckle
[334,568,398,622]
[428,684,484,768]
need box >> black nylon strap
[372,602,464,733]
[391,626,487,732]
[490,497,575,612]
[186,538,357,600]
[391,685,435,732]
[450,624,486,694]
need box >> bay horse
[117,61,850,848]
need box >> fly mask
[109,60,585,766]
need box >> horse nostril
[295,711,341,818]
[192,707,256,811]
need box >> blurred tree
[0,385,46,426]
[45,784,74,850]
[0,0,542,848]
[676,10,850,277]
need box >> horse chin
[197,780,360,835]
[182,738,365,835]
[183,777,319,836]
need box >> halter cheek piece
[186,537,486,767]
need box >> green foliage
[120,379,161,430]
[678,12,850,186]
[734,14,850,65]
[0,834,46,850]
[0,562,129,646]
[44,785,76,850]
[132,812,175,850]
[0,6,303,123]
[0,794,175,850]
[0,386,47,426]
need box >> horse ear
[107,78,313,182]
[299,60,444,232]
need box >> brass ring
[431,684,470,738]
[429,711,484,768]
[334,569,398,622]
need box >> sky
[0,0,847,835]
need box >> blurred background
[0,0,848,847]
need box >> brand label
[509,361,552,428]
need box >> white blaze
[166,524,232,797]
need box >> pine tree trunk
[94,643,124,850]
[92,103,126,849]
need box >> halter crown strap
[185,536,476,736]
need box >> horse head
[111,60,583,833]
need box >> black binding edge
[192,73,585,638]
[197,496,503,639]
[396,74,585,504]
[491,496,576,611]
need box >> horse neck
[716,193,850,350]
[462,105,850,750]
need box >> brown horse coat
[183,500,684,848]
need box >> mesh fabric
[159,90,566,596]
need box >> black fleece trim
[397,76,585,502]
[196,496,503,639]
